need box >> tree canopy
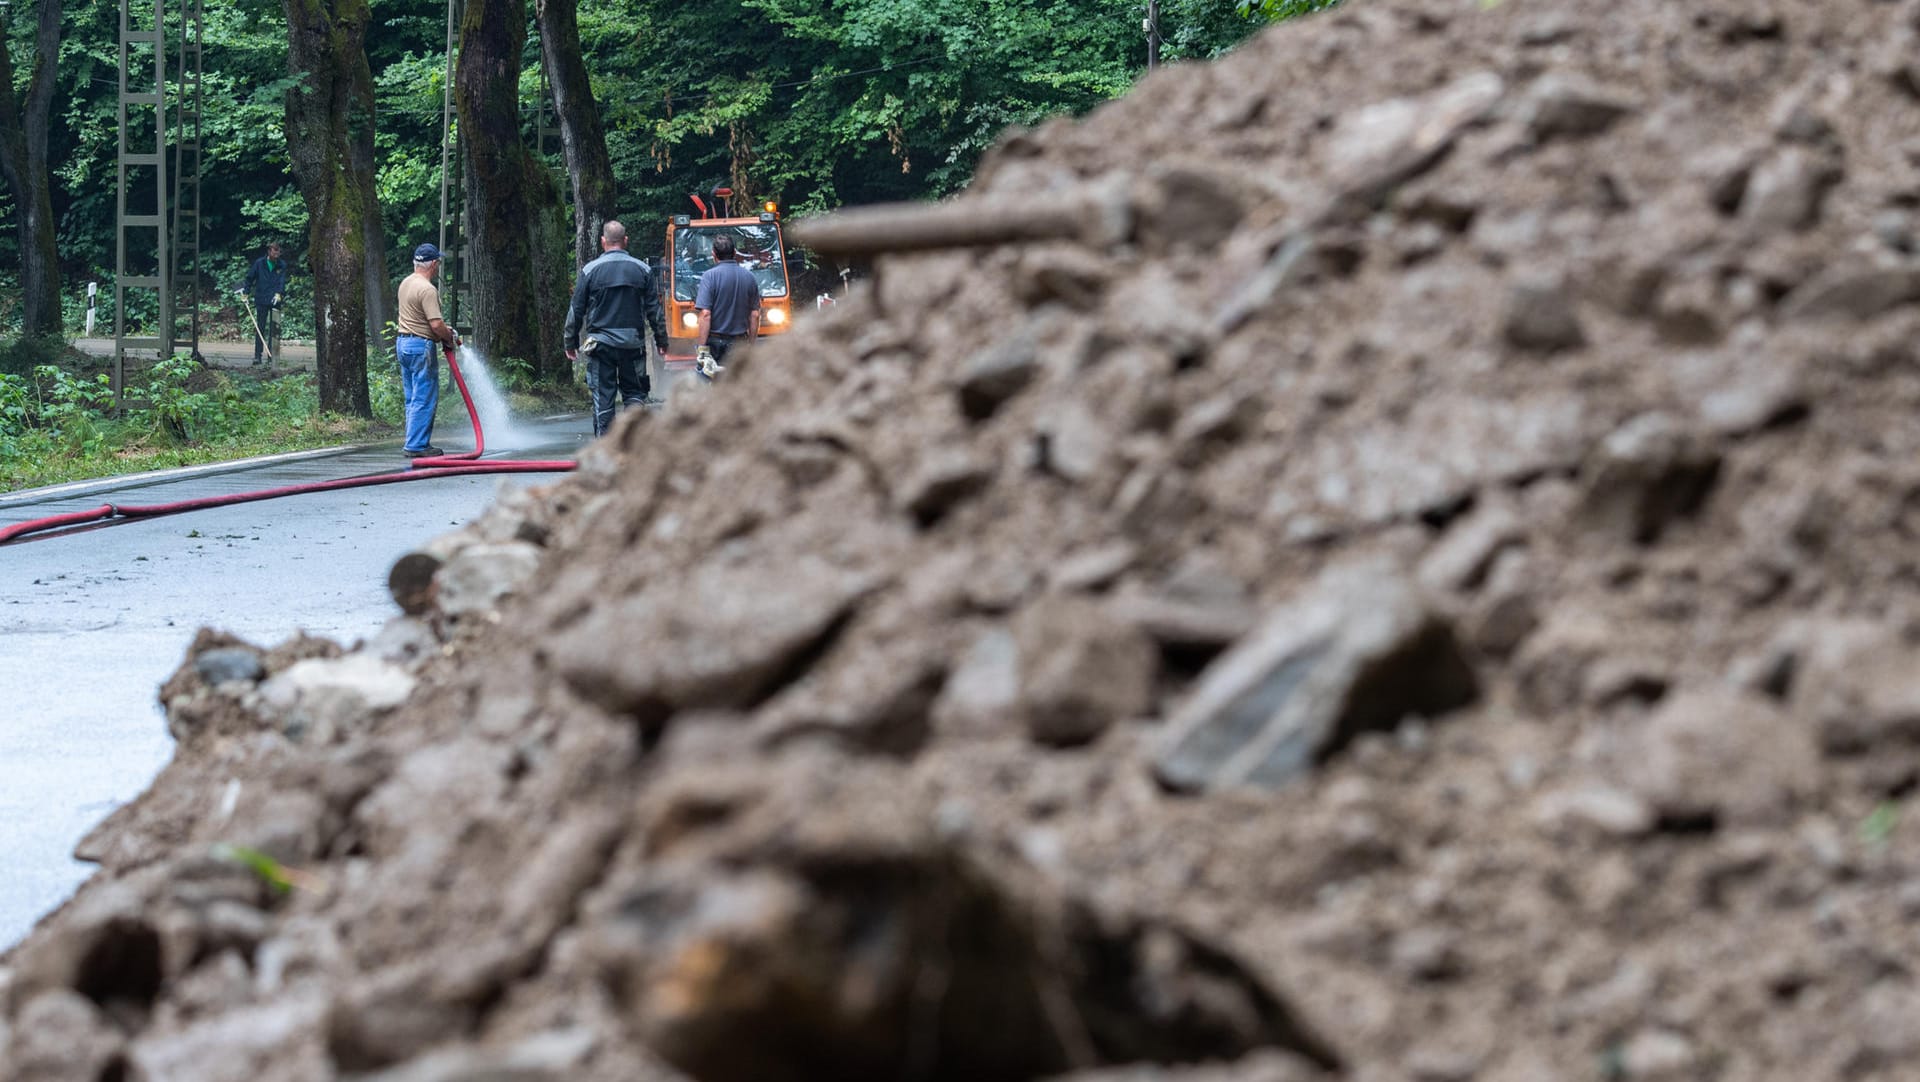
[2,0,1334,343]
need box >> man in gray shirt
[565,220,668,436]
[694,234,762,377]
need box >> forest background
[0,0,1332,435]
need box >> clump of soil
[11,0,1920,1078]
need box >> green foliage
[0,351,376,491]
[1237,0,1343,19]
[0,334,68,378]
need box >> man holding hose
[395,243,460,458]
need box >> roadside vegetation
[0,340,369,491]
[0,335,571,492]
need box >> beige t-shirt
[396,273,444,337]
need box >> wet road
[0,416,592,948]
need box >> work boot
[403,446,444,458]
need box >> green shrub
[0,336,68,378]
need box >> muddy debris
[13,0,1920,1078]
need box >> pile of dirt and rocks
[10,0,1920,1077]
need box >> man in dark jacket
[239,242,290,364]
[565,220,669,436]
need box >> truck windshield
[673,225,787,301]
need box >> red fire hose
[2,344,577,544]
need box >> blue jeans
[396,336,439,451]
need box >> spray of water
[454,346,530,450]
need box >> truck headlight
[765,308,787,326]
[681,312,698,329]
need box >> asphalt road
[0,416,592,948]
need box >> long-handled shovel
[239,294,269,366]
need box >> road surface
[72,335,317,370]
[0,416,591,948]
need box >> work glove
[696,345,713,363]
[271,293,282,307]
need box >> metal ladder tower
[437,0,465,329]
[115,0,169,408]
[114,0,206,406]
[169,0,206,363]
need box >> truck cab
[661,190,793,369]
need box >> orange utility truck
[660,188,794,369]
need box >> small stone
[1790,619,1920,753]
[1326,72,1505,213]
[1039,401,1114,483]
[387,552,442,616]
[1390,927,1464,982]
[257,654,416,744]
[1050,541,1139,592]
[1670,345,1809,435]
[1418,498,1524,593]
[957,335,1041,420]
[1524,74,1635,141]
[1134,165,1251,255]
[1172,393,1263,466]
[195,647,264,687]
[933,628,1020,739]
[1111,588,1261,652]
[1503,275,1587,353]
[1624,687,1819,828]
[367,615,441,667]
[1781,266,1920,322]
[1532,784,1656,838]
[1156,561,1478,792]
[7,990,125,1081]
[1470,549,1539,658]
[435,541,543,618]
[898,448,993,527]
[1578,413,1720,544]
[1014,597,1158,747]
[1583,654,1671,708]
[1742,148,1837,233]
[1873,209,1915,254]
[1015,245,1112,310]
[1621,1027,1696,1080]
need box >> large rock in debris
[552,557,877,731]
[580,759,1342,1082]
[1154,563,1479,793]
[1014,596,1160,747]
[1617,688,1820,828]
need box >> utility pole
[1145,0,1160,71]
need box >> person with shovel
[238,241,290,365]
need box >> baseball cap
[413,242,442,263]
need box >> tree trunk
[534,0,618,272]
[459,0,571,383]
[282,0,376,418]
[0,0,65,339]
[353,95,392,353]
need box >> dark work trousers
[251,295,277,359]
[585,344,651,437]
[708,334,742,366]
